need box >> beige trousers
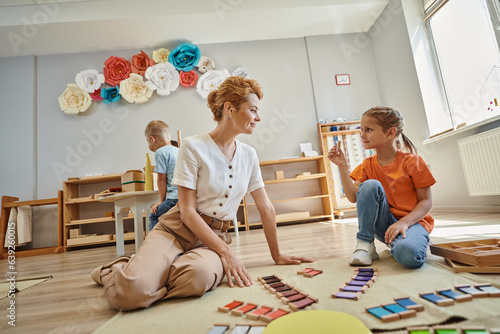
[102,205,231,311]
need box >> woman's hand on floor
[220,251,253,288]
[274,253,315,265]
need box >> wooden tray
[444,258,500,274]
[430,239,500,267]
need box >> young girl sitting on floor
[328,106,436,269]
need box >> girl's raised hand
[328,143,347,167]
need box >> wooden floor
[1,211,499,333]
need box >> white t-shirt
[173,133,264,221]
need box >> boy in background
[145,120,179,231]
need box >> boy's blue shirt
[154,145,179,200]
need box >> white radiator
[457,127,500,196]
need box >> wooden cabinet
[63,174,136,249]
[317,121,374,218]
[238,156,333,230]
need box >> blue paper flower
[101,86,121,104]
[168,43,201,72]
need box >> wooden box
[122,182,145,192]
[121,170,145,183]
[430,239,500,267]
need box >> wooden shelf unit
[239,155,333,230]
[63,173,135,249]
[317,121,373,218]
[1,192,64,259]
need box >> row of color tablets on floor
[208,323,266,334]
[258,274,319,312]
[365,296,424,323]
[297,267,323,278]
[217,300,289,323]
[332,267,378,300]
[407,325,500,334]
[419,284,500,306]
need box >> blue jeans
[149,198,178,231]
[356,179,429,269]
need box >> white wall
[0,56,35,200]
[306,34,381,122]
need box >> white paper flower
[232,67,249,78]
[75,69,105,93]
[196,69,230,99]
[145,62,180,96]
[197,55,215,73]
[58,84,92,115]
[119,73,154,103]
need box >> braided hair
[363,106,417,154]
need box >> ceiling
[0,0,389,58]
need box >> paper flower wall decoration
[168,43,201,71]
[90,89,103,101]
[58,84,92,114]
[197,55,215,74]
[152,48,170,63]
[196,69,230,99]
[61,43,241,112]
[119,73,153,103]
[232,67,249,78]
[75,69,105,93]
[179,70,198,88]
[103,56,131,86]
[101,86,121,104]
[145,62,180,96]
[131,50,155,76]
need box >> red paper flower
[103,56,131,86]
[90,89,103,101]
[131,50,155,76]
[179,70,198,88]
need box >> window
[426,0,500,133]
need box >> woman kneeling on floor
[91,76,314,311]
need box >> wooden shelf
[66,214,135,226]
[247,214,332,227]
[239,155,333,230]
[317,120,367,218]
[64,173,122,185]
[321,129,361,137]
[63,173,124,250]
[264,173,326,185]
[65,197,98,204]
[259,155,323,166]
[245,194,329,206]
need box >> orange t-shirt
[350,151,436,233]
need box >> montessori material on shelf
[317,121,374,218]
